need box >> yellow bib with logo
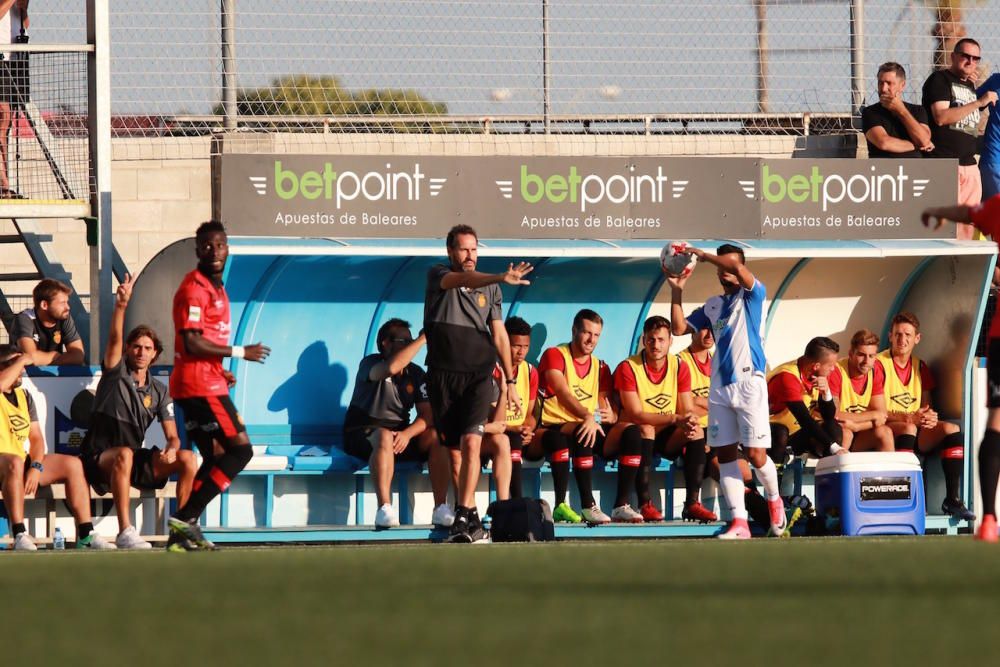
[837,359,873,413]
[767,360,820,436]
[878,350,922,414]
[541,345,600,426]
[0,388,31,459]
[678,348,712,427]
[624,352,679,415]
[505,360,532,427]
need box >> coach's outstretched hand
[244,342,271,363]
[502,261,534,286]
[115,273,134,308]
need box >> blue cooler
[815,452,925,536]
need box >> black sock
[77,522,93,540]
[745,485,770,526]
[979,429,1000,516]
[543,429,570,506]
[12,522,25,536]
[175,445,253,522]
[616,425,643,507]
[636,437,654,506]
[683,438,707,504]
[938,432,965,503]
[895,433,917,453]
[570,437,595,508]
[509,443,523,500]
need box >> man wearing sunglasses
[922,38,998,239]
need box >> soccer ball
[660,241,697,278]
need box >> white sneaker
[116,526,153,550]
[375,504,400,528]
[13,531,37,551]
[610,504,644,523]
[79,533,117,550]
[581,504,612,525]
[431,503,456,527]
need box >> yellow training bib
[768,360,821,436]
[877,350,922,414]
[837,359,873,414]
[678,348,712,427]
[623,352,679,415]
[0,388,31,459]
[541,345,600,426]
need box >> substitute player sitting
[80,273,197,549]
[834,329,893,452]
[768,337,845,460]
[605,315,715,523]
[492,316,537,499]
[533,309,614,524]
[0,347,114,550]
[878,312,974,521]
[343,319,448,528]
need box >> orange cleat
[976,514,999,543]
[639,501,664,523]
[681,501,718,523]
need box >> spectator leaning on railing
[922,38,996,240]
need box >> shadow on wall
[268,341,348,439]
[527,322,548,367]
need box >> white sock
[719,460,748,520]
[754,457,780,500]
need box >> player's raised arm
[104,273,133,370]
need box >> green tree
[215,75,446,121]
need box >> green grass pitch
[5,536,996,665]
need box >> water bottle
[53,527,65,550]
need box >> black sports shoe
[941,498,976,522]
[444,506,471,543]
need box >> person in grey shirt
[344,318,450,528]
[79,274,197,549]
[12,278,84,365]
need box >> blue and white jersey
[686,280,767,389]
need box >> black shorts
[176,395,246,454]
[342,426,427,463]
[82,412,144,455]
[988,338,1000,409]
[80,447,167,495]
[427,370,493,449]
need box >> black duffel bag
[487,497,555,542]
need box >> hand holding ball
[660,241,698,278]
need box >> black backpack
[486,497,556,542]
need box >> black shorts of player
[79,448,168,496]
[570,422,607,458]
[342,426,427,463]
[175,395,246,455]
[988,338,1000,409]
[427,369,493,449]
[654,424,680,456]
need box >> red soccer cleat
[717,518,751,540]
[639,501,664,523]
[976,514,999,543]
[681,501,718,523]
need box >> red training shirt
[170,269,232,399]
[972,195,1000,339]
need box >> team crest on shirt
[188,305,202,323]
[9,414,29,432]
[143,394,153,409]
[477,293,487,308]
[53,331,62,345]
[890,393,917,409]
[405,382,414,396]
[644,393,673,411]
[573,387,593,401]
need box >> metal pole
[755,0,770,113]
[542,0,550,134]
[850,0,865,117]
[221,0,237,130]
[87,0,113,364]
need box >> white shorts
[707,374,772,448]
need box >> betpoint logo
[498,164,688,212]
[741,164,929,211]
[249,161,447,206]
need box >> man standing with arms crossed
[670,243,786,539]
[166,221,271,552]
[425,224,531,543]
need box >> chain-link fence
[25,1,1000,158]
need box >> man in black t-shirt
[923,38,999,238]
[80,274,196,549]
[862,62,932,158]
[424,224,532,543]
[343,318,449,529]
[12,278,84,365]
